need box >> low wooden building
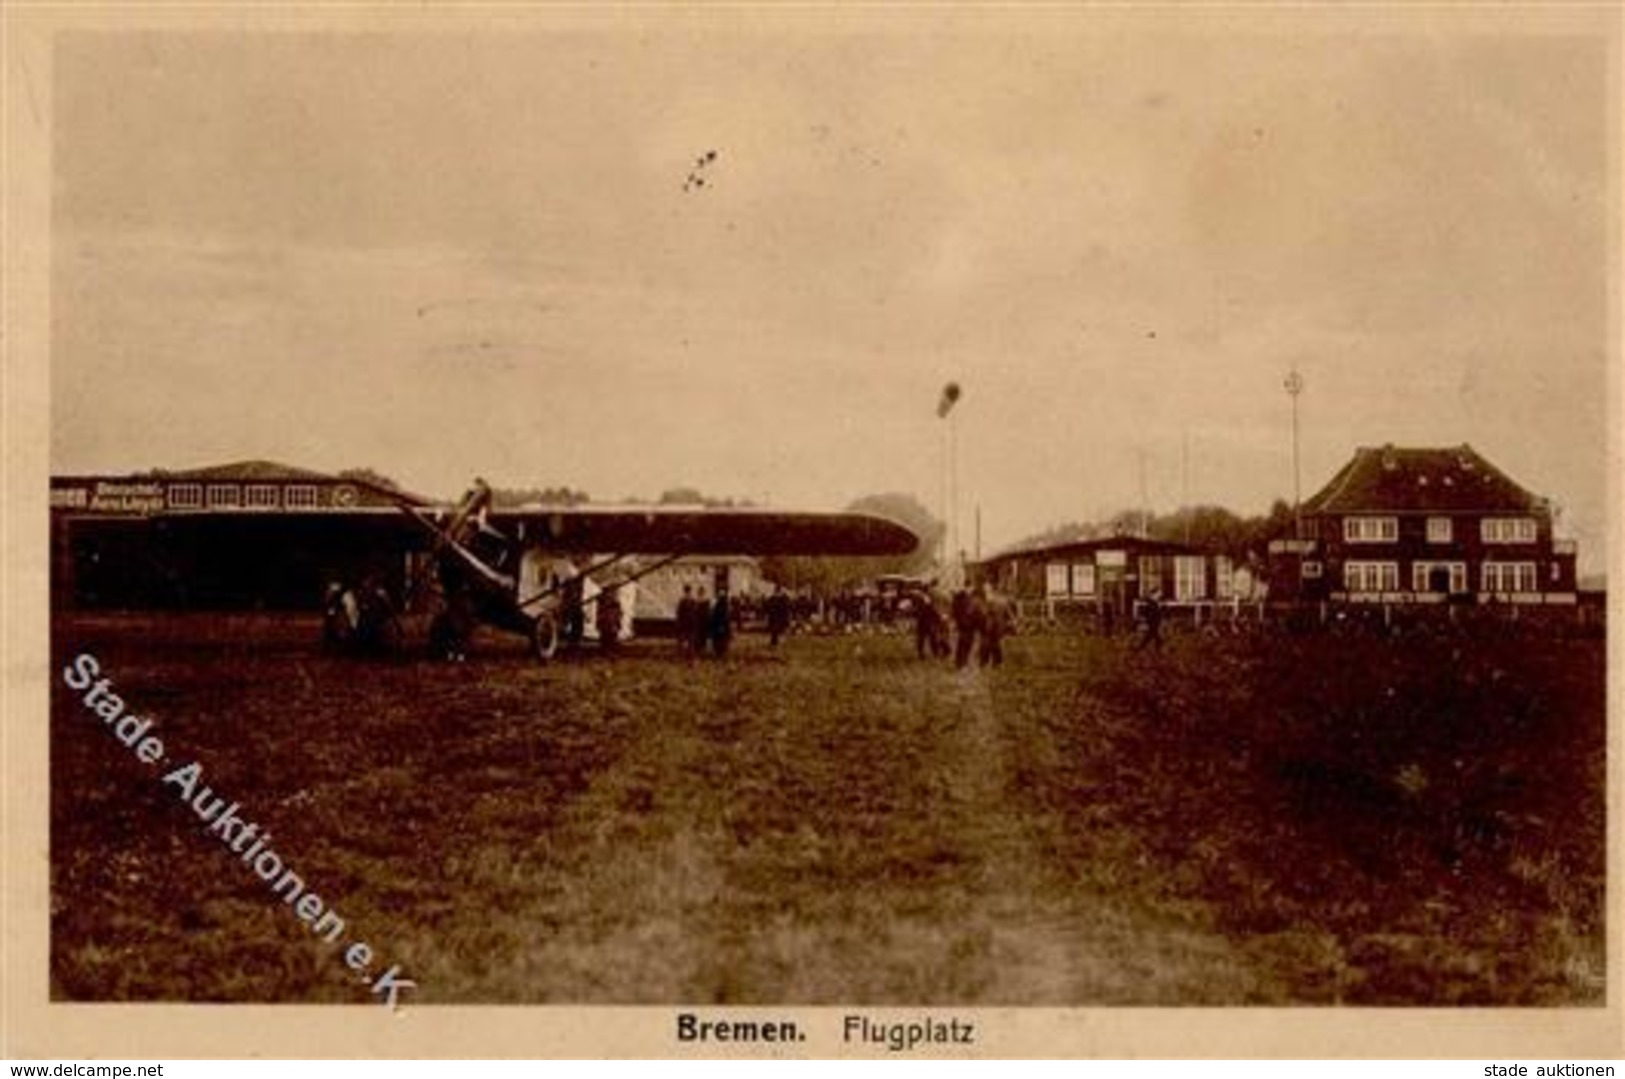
[974,535,1253,624]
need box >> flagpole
[936,381,962,583]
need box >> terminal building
[1266,444,1579,606]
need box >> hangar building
[50,461,421,610]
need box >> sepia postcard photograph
[4,2,1621,1060]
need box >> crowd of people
[905,582,1019,669]
[660,578,1028,668]
[555,573,1174,664]
[673,584,737,659]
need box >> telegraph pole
[1137,448,1150,538]
[1284,367,1304,537]
[1181,431,1191,544]
[950,406,959,572]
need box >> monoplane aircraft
[154,478,917,661]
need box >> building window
[1481,517,1537,544]
[1214,556,1235,600]
[245,484,279,509]
[1411,561,1467,594]
[285,485,319,509]
[1139,556,1162,598]
[206,484,240,508]
[1344,516,1398,543]
[1045,563,1069,597]
[1344,561,1399,593]
[1482,561,1537,594]
[1426,517,1453,543]
[1071,564,1096,597]
[167,483,202,509]
[1173,556,1205,601]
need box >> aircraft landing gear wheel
[530,612,560,663]
[429,611,468,662]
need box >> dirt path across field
[905,665,1272,1004]
[429,649,1277,1003]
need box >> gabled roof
[1302,444,1543,515]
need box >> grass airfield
[50,612,1606,1005]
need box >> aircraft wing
[141,503,918,557]
[485,504,919,556]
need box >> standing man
[710,588,733,658]
[979,583,1015,667]
[952,586,984,669]
[596,585,623,651]
[911,586,945,660]
[675,584,695,655]
[928,583,952,658]
[765,586,792,648]
[691,586,713,657]
[1135,590,1164,650]
[562,569,586,646]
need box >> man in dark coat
[690,586,713,656]
[1135,590,1164,650]
[979,583,1015,667]
[952,587,984,669]
[562,571,586,646]
[675,584,695,655]
[911,586,945,660]
[765,586,792,648]
[596,586,623,651]
[710,588,733,658]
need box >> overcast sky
[50,21,1613,566]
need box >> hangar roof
[163,459,336,483]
